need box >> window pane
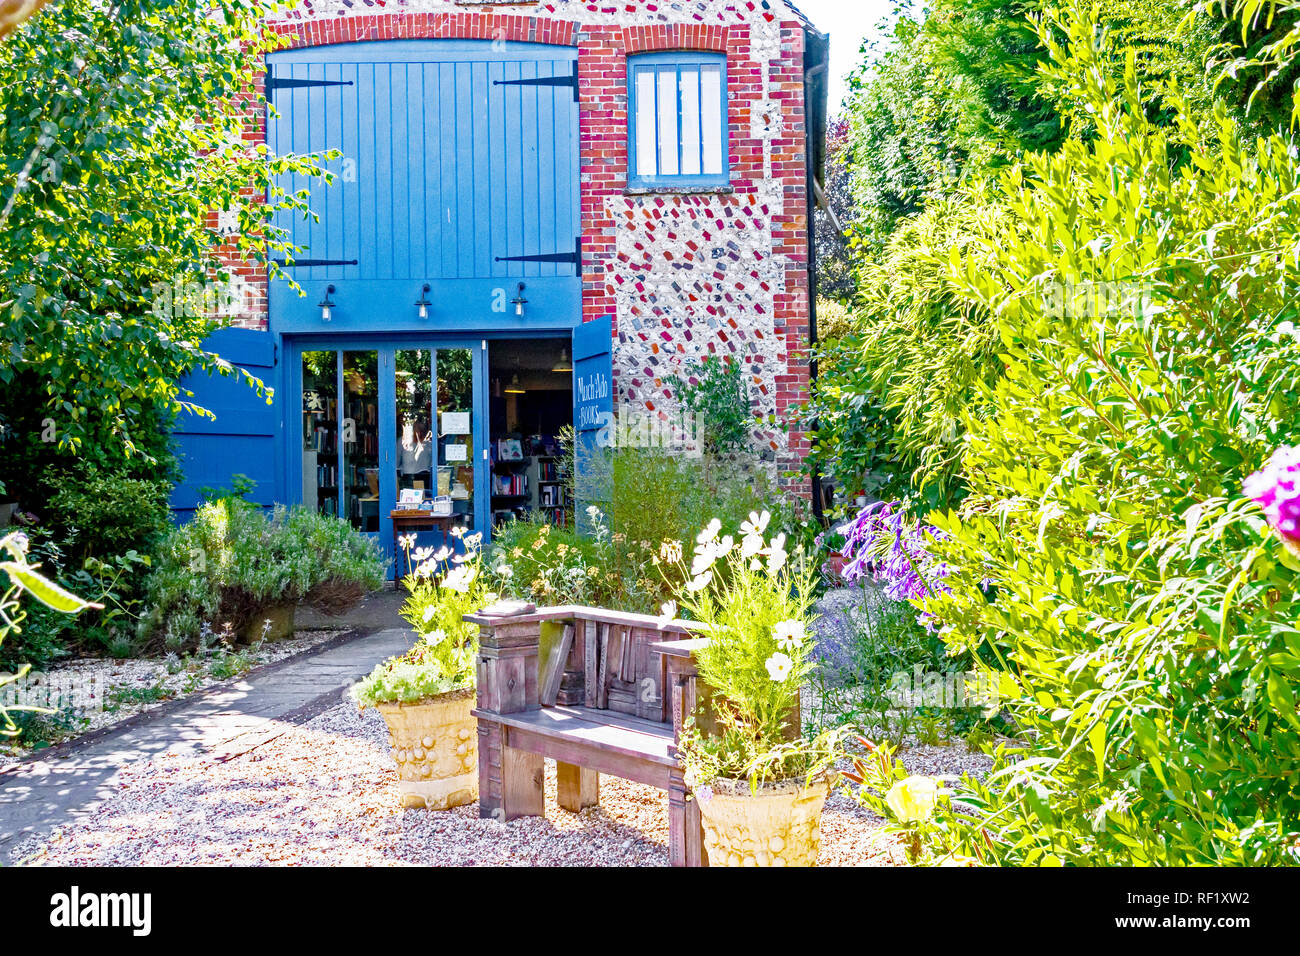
[302,350,338,517]
[635,69,658,178]
[342,350,379,533]
[680,68,702,176]
[700,64,723,176]
[395,348,433,501]
[436,347,475,535]
[656,68,680,177]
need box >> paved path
[0,590,415,862]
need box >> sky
[790,0,902,114]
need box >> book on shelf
[491,473,528,497]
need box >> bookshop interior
[299,337,575,564]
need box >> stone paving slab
[0,622,415,861]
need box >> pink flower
[1244,446,1300,545]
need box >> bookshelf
[490,436,530,527]
[528,455,572,528]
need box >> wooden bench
[467,602,711,867]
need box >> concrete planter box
[377,688,478,810]
[696,773,834,867]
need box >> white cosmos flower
[766,532,788,573]
[765,652,793,682]
[658,601,678,625]
[398,533,416,549]
[740,510,771,538]
[691,550,716,577]
[442,565,477,594]
[696,518,722,546]
[773,619,805,652]
[741,532,764,558]
[426,628,449,646]
[686,570,713,593]
[715,534,735,557]
[422,605,437,624]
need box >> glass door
[394,345,477,530]
[294,339,487,575]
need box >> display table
[391,510,456,574]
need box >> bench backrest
[473,604,701,725]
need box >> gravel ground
[10,585,998,866]
[14,700,985,866]
[0,629,344,773]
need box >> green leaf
[0,562,97,614]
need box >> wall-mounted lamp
[552,347,572,373]
[317,284,336,323]
[511,282,528,317]
[415,283,432,320]
[504,374,526,395]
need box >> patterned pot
[695,774,833,867]
[377,688,478,810]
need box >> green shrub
[138,497,386,652]
[505,443,805,615]
[862,7,1300,866]
[665,354,753,461]
[49,471,171,566]
[803,190,1006,507]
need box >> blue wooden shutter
[572,316,614,536]
[171,327,279,520]
[265,41,581,332]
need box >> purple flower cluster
[839,502,950,602]
[1244,446,1300,547]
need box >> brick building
[184,0,829,563]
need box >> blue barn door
[171,327,280,520]
[265,40,581,334]
[572,316,613,536]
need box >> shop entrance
[487,338,575,529]
[287,331,594,573]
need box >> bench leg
[500,743,545,821]
[556,762,599,813]
[669,768,708,867]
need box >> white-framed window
[628,52,728,188]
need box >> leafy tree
[804,190,1006,506]
[844,10,965,252]
[899,6,1300,865]
[0,0,325,504]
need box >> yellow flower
[511,547,523,559]
[885,776,941,824]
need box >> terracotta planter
[696,774,833,867]
[377,688,478,810]
[239,603,295,644]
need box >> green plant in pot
[353,530,496,810]
[668,512,844,866]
